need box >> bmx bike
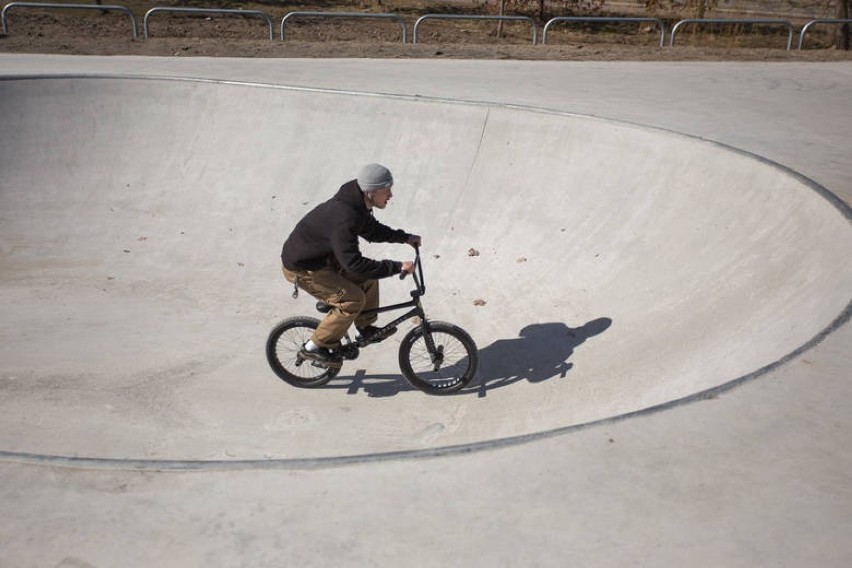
[266,246,479,395]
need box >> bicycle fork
[419,319,445,371]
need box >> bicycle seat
[316,301,331,314]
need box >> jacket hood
[334,179,367,212]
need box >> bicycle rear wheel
[399,321,478,395]
[266,316,339,388]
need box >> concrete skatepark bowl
[1,75,850,467]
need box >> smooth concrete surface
[3,75,849,463]
[1,56,851,566]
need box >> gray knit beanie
[357,163,394,192]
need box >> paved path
[1,55,850,566]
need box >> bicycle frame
[358,245,425,323]
[350,246,441,364]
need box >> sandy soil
[0,1,850,61]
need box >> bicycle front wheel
[266,316,339,388]
[399,321,478,395]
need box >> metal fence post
[543,17,666,48]
[670,18,794,50]
[280,11,407,43]
[143,7,274,41]
[413,14,537,45]
[2,2,138,38]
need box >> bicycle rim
[400,321,478,394]
[266,317,338,387]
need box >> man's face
[369,186,393,209]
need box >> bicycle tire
[266,316,340,388]
[398,321,478,395]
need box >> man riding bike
[281,164,421,367]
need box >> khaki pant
[282,263,379,348]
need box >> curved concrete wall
[1,77,850,462]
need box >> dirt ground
[0,0,850,61]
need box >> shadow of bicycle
[333,369,417,398]
[324,318,611,398]
[472,318,612,397]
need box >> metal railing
[3,5,841,52]
[670,18,794,50]
[143,7,274,40]
[798,19,852,49]
[413,14,537,45]
[1,1,138,37]
[280,11,407,43]
[543,16,666,48]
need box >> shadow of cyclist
[328,318,611,398]
[471,318,612,397]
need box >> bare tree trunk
[838,0,850,50]
[497,0,505,39]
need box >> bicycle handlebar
[398,244,417,278]
[398,245,424,295]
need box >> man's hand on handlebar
[400,235,420,278]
